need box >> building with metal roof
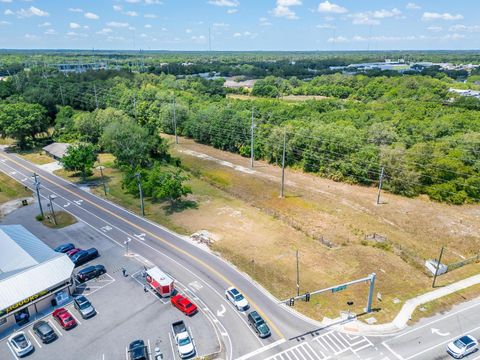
[0,225,74,334]
[42,142,71,160]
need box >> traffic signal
[305,292,310,302]
[288,298,295,306]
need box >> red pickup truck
[171,294,198,316]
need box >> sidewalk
[339,273,480,335]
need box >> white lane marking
[217,304,226,317]
[385,300,480,342]
[134,233,146,240]
[382,341,404,360]
[405,324,480,359]
[102,354,105,360]
[125,346,129,360]
[264,343,326,360]
[147,339,151,357]
[236,338,287,360]
[48,319,63,336]
[28,330,42,348]
[6,341,20,360]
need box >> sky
[0,0,479,51]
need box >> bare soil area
[164,135,480,322]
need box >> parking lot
[0,205,221,360]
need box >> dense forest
[1,54,480,204]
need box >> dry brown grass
[19,150,55,165]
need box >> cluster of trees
[1,64,480,204]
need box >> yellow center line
[0,152,285,339]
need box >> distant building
[0,225,74,334]
[43,142,71,160]
[223,78,257,89]
[449,88,480,99]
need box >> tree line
[0,68,480,204]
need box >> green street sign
[332,285,347,293]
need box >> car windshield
[64,316,73,323]
[13,334,26,344]
[453,339,468,349]
[186,303,193,308]
[79,301,91,310]
[179,337,191,346]
[234,293,244,301]
[258,323,270,334]
[39,324,52,335]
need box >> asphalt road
[0,150,321,359]
[2,150,480,360]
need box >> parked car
[74,295,96,319]
[128,339,148,360]
[447,335,478,358]
[76,265,106,283]
[54,243,75,253]
[171,321,195,359]
[71,248,99,267]
[66,248,82,258]
[225,287,249,311]
[247,311,271,338]
[8,331,34,357]
[171,294,198,316]
[32,320,57,344]
[52,308,77,330]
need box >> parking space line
[28,330,42,348]
[168,332,177,360]
[147,339,151,357]
[68,309,82,326]
[6,341,20,360]
[125,346,129,360]
[48,319,63,336]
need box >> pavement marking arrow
[74,199,83,205]
[134,233,146,240]
[431,328,450,337]
[63,202,71,208]
[216,304,226,317]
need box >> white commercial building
[0,225,74,334]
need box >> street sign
[332,285,347,293]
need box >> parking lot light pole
[96,165,107,196]
[48,194,57,225]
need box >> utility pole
[135,172,145,217]
[366,273,376,313]
[376,166,385,205]
[96,166,107,196]
[49,195,57,226]
[59,85,65,106]
[296,250,300,297]
[280,130,287,198]
[93,84,99,109]
[250,107,255,168]
[32,173,44,218]
[173,96,178,144]
[432,246,445,288]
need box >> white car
[225,286,249,311]
[447,335,478,358]
[8,331,34,357]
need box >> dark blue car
[71,248,99,267]
[54,243,75,253]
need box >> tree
[53,106,77,141]
[61,143,97,181]
[101,117,169,168]
[144,165,192,204]
[0,102,49,149]
[75,107,128,144]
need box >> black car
[71,248,99,267]
[129,339,148,360]
[76,265,106,283]
[54,243,75,253]
[32,320,57,344]
[247,311,271,338]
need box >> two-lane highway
[0,150,320,359]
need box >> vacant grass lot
[18,149,56,165]
[0,172,31,205]
[49,141,480,323]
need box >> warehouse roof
[0,225,74,313]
